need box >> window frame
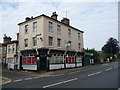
[78,43,80,50]
[33,22,37,32]
[78,32,80,39]
[68,29,71,37]
[57,38,61,47]
[57,25,61,34]
[48,36,53,46]
[33,37,37,46]
[25,25,28,34]
[48,21,53,31]
[12,45,15,53]
[8,46,11,54]
[24,39,28,48]
[3,47,6,54]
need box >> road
[2,62,119,89]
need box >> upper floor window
[33,22,37,32]
[78,32,80,39]
[57,38,61,47]
[25,25,28,34]
[48,36,53,46]
[24,39,28,47]
[49,22,53,31]
[68,29,71,37]
[57,25,61,34]
[8,46,11,53]
[12,45,15,53]
[78,43,80,50]
[3,47,6,54]
[33,37,37,46]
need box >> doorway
[39,56,47,71]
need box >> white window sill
[49,46,54,48]
[33,46,37,48]
[57,47,61,48]
[25,47,28,49]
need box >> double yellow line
[0,76,11,85]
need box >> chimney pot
[51,11,58,20]
[25,17,31,21]
[31,16,33,19]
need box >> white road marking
[114,66,118,68]
[14,79,23,82]
[102,64,108,66]
[88,71,102,77]
[33,77,40,79]
[24,78,32,80]
[88,73,96,77]
[42,78,78,88]
[41,75,50,77]
[105,68,113,71]
[95,71,102,74]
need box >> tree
[102,37,119,54]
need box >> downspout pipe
[35,49,39,55]
[74,52,77,67]
[47,48,51,55]
[35,49,40,71]
[64,50,68,69]
[47,49,51,71]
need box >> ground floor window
[7,57,14,64]
[49,54,64,64]
[76,56,82,63]
[22,56,37,65]
[66,55,75,63]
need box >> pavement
[1,61,119,86]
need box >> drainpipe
[64,50,67,69]
[47,49,51,71]
[35,49,39,60]
[35,49,40,71]
[35,49,39,55]
[17,51,21,70]
[74,52,77,67]
[47,49,51,55]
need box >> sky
[0,0,118,51]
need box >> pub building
[18,12,84,71]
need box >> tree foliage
[102,37,119,54]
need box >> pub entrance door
[39,56,47,71]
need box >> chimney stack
[31,16,33,19]
[51,12,58,20]
[25,17,31,21]
[61,17,70,25]
[3,34,12,43]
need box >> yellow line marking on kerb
[38,72,55,76]
[0,76,11,85]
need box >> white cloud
[0,1,118,51]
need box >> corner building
[18,12,84,71]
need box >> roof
[18,14,84,33]
[2,40,18,45]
